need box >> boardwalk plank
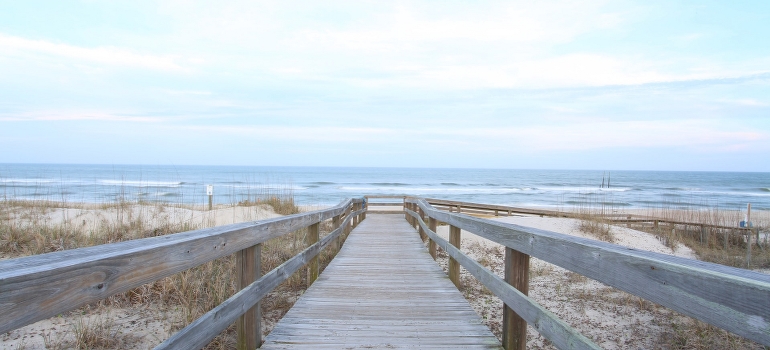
[261,214,502,349]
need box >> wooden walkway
[261,214,502,349]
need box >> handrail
[0,197,365,347]
[157,205,366,349]
[406,206,600,349]
[405,197,770,347]
[424,197,758,233]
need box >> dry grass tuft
[71,313,136,350]
[577,217,615,243]
[236,183,301,215]
[661,316,765,350]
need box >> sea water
[1,164,768,210]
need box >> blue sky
[0,1,768,171]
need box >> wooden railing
[425,197,760,238]
[0,198,366,349]
[404,197,770,349]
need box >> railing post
[418,207,426,241]
[344,205,352,244]
[306,222,320,286]
[502,247,530,350]
[237,243,262,349]
[406,202,412,225]
[449,225,461,288]
[353,202,359,228]
[332,214,341,253]
[429,217,437,260]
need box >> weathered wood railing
[0,197,366,349]
[425,198,760,239]
[404,197,770,349]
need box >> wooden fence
[0,198,366,349]
[425,197,760,236]
[404,197,770,349]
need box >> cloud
[441,120,767,152]
[716,98,769,107]
[0,110,162,122]
[173,118,768,154]
[182,125,399,143]
[0,34,187,72]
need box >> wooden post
[332,214,341,253]
[502,247,530,350]
[353,203,359,228]
[418,207,426,241]
[654,220,659,230]
[411,203,417,228]
[429,217,437,260]
[409,203,417,228]
[627,216,631,228]
[747,203,752,269]
[237,243,261,349]
[345,205,352,237]
[306,223,320,286]
[449,225,461,288]
[405,202,411,223]
[406,202,412,225]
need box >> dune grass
[572,199,769,349]
[0,186,344,349]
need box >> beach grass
[0,184,342,349]
[572,198,769,349]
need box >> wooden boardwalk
[261,214,502,349]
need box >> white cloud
[0,34,187,72]
[182,125,400,143]
[717,98,769,107]
[0,110,161,122]
[172,118,768,154]
[440,120,767,152]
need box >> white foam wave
[226,184,308,191]
[0,178,56,184]
[339,186,530,194]
[537,186,632,193]
[99,180,182,187]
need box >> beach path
[261,213,502,349]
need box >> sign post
[746,203,752,268]
[207,185,214,211]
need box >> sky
[0,1,769,171]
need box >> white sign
[206,185,214,196]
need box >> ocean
[1,163,768,210]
